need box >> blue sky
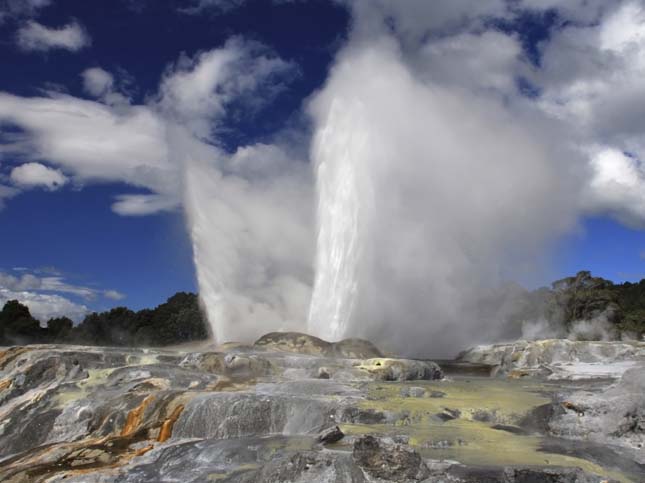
[0,0,348,317]
[1,0,644,326]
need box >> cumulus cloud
[0,271,98,300]
[82,67,114,97]
[0,39,295,220]
[16,20,91,52]
[529,0,645,226]
[0,289,88,322]
[580,148,645,228]
[0,90,178,213]
[103,289,126,301]
[0,270,125,321]
[10,162,68,190]
[158,37,297,138]
[111,193,180,216]
[81,67,130,106]
[0,0,52,20]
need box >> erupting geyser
[307,99,366,341]
[169,3,627,357]
[304,35,579,356]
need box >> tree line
[0,292,209,347]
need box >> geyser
[177,32,580,356]
[181,136,314,343]
[306,35,579,356]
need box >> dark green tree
[46,317,73,342]
[0,300,43,344]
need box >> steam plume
[307,34,579,357]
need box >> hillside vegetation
[0,292,209,347]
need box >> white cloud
[10,162,68,190]
[0,0,52,19]
[0,91,178,212]
[347,0,508,45]
[0,40,294,216]
[0,271,92,299]
[582,148,645,228]
[16,20,91,52]
[159,38,297,138]
[103,289,126,301]
[529,0,645,225]
[82,67,114,97]
[0,270,125,321]
[111,193,180,216]
[81,67,130,106]
[0,289,88,322]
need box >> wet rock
[317,367,330,379]
[0,337,634,482]
[358,358,443,381]
[491,424,529,435]
[254,332,333,355]
[450,465,618,483]
[502,466,617,482]
[179,352,274,378]
[422,438,467,449]
[436,407,461,422]
[317,425,344,444]
[458,339,645,380]
[253,332,383,359]
[332,338,383,358]
[352,435,430,481]
[520,403,566,434]
[234,451,368,483]
[173,392,338,440]
[340,406,389,424]
[400,386,426,398]
[546,365,645,464]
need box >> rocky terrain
[0,333,643,482]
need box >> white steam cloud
[307,35,578,356]
[158,39,314,342]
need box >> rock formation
[0,333,640,482]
